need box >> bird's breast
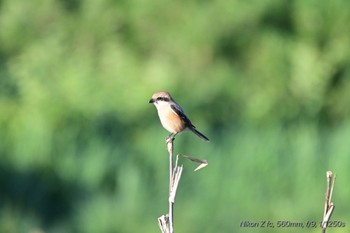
[157,106,184,133]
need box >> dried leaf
[194,162,208,171]
[179,154,208,171]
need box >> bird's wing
[170,103,195,128]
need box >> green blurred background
[1,0,350,232]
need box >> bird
[149,91,209,142]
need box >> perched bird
[149,91,209,142]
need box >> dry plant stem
[158,138,203,232]
[170,155,183,203]
[158,216,169,233]
[167,138,174,233]
[158,136,183,233]
[321,171,336,233]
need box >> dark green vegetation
[0,0,349,232]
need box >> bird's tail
[190,127,209,142]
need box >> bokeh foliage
[0,0,350,232]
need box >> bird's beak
[149,98,155,103]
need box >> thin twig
[329,173,336,205]
[321,171,336,233]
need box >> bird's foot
[166,134,175,144]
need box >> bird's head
[149,91,172,106]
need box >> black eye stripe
[157,97,170,102]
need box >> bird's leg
[166,133,177,143]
